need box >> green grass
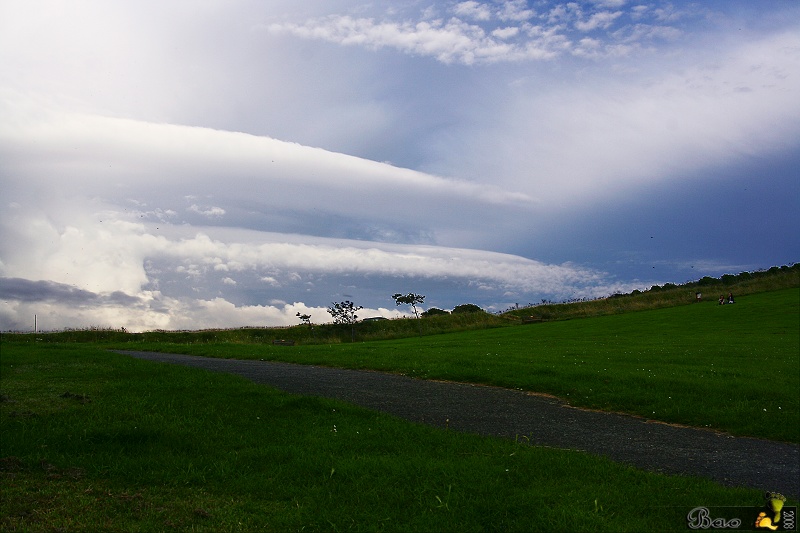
[94,288,800,443]
[504,263,799,322]
[2,274,797,530]
[17,263,796,346]
[0,344,783,532]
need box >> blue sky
[1,0,798,331]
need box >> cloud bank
[1,1,798,332]
[0,96,635,332]
[268,0,690,64]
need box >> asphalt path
[115,350,799,498]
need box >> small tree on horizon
[392,293,425,319]
[296,312,312,326]
[327,300,363,342]
[327,301,362,325]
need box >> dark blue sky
[515,150,800,284]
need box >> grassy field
[2,275,798,530]
[0,343,786,532]
[19,263,798,345]
[96,287,800,443]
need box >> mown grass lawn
[0,343,785,532]
[109,288,800,443]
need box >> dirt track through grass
[116,350,800,499]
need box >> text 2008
[783,509,795,531]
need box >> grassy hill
[6,268,798,442]
[1,268,798,531]
[13,262,797,345]
[91,286,797,443]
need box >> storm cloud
[1,1,798,331]
[0,277,140,306]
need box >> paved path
[115,350,799,498]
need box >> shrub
[452,304,484,314]
[421,308,449,317]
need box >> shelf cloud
[1,1,798,331]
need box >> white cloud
[492,26,520,39]
[653,5,685,22]
[575,11,623,32]
[0,210,640,331]
[497,1,535,22]
[265,1,701,64]
[0,88,637,331]
[0,207,638,331]
[1,1,798,333]
[631,5,650,20]
[269,15,565,64]
[0,94,532,219]
[591,0,628,8]
[453,1,492,21]
[0,288,357,333]
[189,204,226,217]
[612,23,682,43]
[433,29,800,209]
[152,231,607,295]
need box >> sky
[1,0,798,332]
